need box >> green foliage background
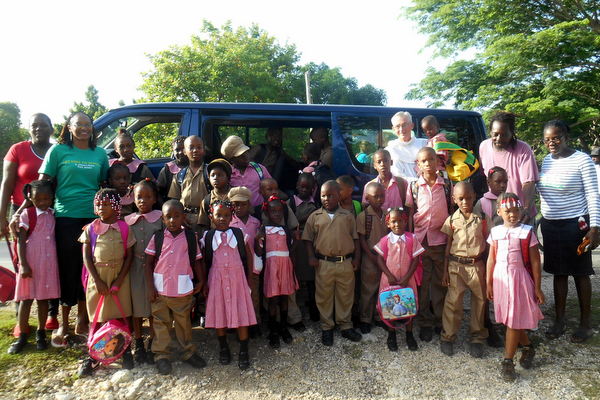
[0,103,29,177]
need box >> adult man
[385,112,427,180]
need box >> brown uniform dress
[79,223,136,322]
[167,165,208,230]
[356,206,388,324]
[440,210,488,344]
[302,207,358,331]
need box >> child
[474,166,508,228]
[440,182,488,358]
[421,115,448,171]
[362,149,408,211]
[108,163,135,218]
[144,200,206,375]
[356,182,388,333]
[374,207,423,351]
[109,133,155,184]
[302,180,362,346]
[301,142,322,175]
[405,147,452,342]
[8,180,60,354]
[203,200,256,370]
[486,192,544,382]
[221,135,271,208]
[168,136,209,231]
[256,196,299,348]
[288,173,319,322]
[78,189,136,377]
[124,179,163,364]
[229,186,262,335]
[198,158,232,231]
[336,175,362,216]
[157,136,188,202]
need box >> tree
[140,21,386,105]
[405,0,600,153]
[55,85,109,133]
[0,102,28,175]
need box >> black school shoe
[321,329,334,346]
[8,333,28,354]
[440,341,454,356]
[359,322,372,334]
[387,331,398,352]
[36,329,48,351]
[419,327,433,342]
[122,348,134,370]
[406,332,418,351]
[156,358,172,375]
[219,345,232,365]
[341,329,362,342]
[280,326,293,344]
[469,342,484,358]
[185,353,207,369]
[133,338,147,364]
[238,351,250,370]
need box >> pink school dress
[263,226,298,298]
[488,224,543,329]
[204,229,257,329]
[374,232,424,298]
[15,208,60,301]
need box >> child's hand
[535,288,545,305]
[398,276,410,288]
[308,256,319,268]
[109,285,120,294]
[95,279,110,296]
[442,271,450,287]
[486,282,494,301]
[387,273,399,286]
[20,263,32,279]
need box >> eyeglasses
[543,136,563,144]
[70,122,92,128]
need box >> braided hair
[94,188,122,219]
[209,199,234,216]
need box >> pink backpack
[87,294,131,365]
[81,220,128,290]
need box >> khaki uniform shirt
[302,207,358,256]
[356,206,388,251]
[441,210,486,258]
[167,165,208,208]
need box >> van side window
[97,115,182,160]
[336,115,379,174]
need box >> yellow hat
[221,135,249,159]
[228,186,252,202]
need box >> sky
[1,0,449,127]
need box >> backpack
[492,226,533,278]
[176,165,211,193]
[203,227,248,277]
[432,141,480,182]
[81,220,129,290]
[248,162,265,180]
[410,178,454,216]
[87,294,132,365]
[153,228,197,268]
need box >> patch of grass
[571,372,600,399]
[0,305,82,395]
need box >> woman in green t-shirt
[14,112,109,345]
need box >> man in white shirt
[591,147,600,193]
[385,111,427,180]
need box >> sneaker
[280,327,293,344]
[7,333,28,354]
[184,354,207,369]
[122,350,134,370]
[78,358,99,377]
[238,351,250,370]
[359,322,371,334]
[406,332,418,351]
[219,346,232,365]
[35,330,48,351]
[156,358,172,375]
[321,329,334,347]
[501,359,517,382]
[341,329,362,342]
[133,338,147,364]
[440,341,454,356]
[419,327,433,342]
[289,321,306,332]
[469,342,484,358]
[45,316,59,331]
[519,345,535,369]
[387,332,398,352]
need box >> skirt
[541,216,594,276]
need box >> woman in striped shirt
[538,120,600,343]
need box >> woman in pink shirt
[479,112,538,223]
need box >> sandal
[570,328,593,343]
[545,322,565,339]
[51,330,68,348]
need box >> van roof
[108,102,481,117]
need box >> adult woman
[0,113,58,331]
[538,120,600,343]
[13,112,109,344]
[479,112,538,223]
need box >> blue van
[94,102,486,193]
